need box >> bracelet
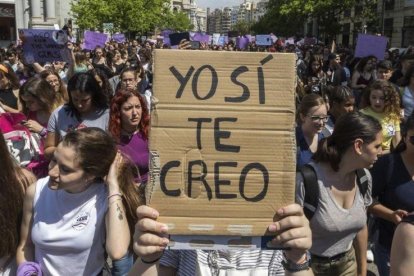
[281,251,310,272]
[107,193,122,200]
[40,127,48,137]
[141,254,163,264]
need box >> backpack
[0,112,42,167]
[298,163,369,221]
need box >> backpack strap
[298,164,319,221]
[356,169,369,197]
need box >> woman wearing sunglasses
[368,112,414,276]
[296,94,328,168]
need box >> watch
[281,251,311,272]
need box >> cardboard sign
[256,35,272,46]
[148,50,296,237]
[83,31,108,50]
[18,29,70,63]
[355,34,388,60]
[112,33,126,43]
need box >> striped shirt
[160,249,285,276]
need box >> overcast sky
[197,0,243,9]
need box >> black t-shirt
[370,152,414,251]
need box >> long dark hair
[0,132,33,256]
[66,72,109,119]
[313,112,382,171]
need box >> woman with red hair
[109,88,150,185]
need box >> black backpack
[298,164,369,221]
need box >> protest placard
[355,34,388,60]
[256,35,272,46]
[112,33,126,43]
[83,31,108,50]
[236,37,249,50]
[18,29,70,64]
[192,33,210,43]
[148,50,296,241]
[212,33,221,45]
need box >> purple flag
[83,31,108,50]
[355,34,388,60]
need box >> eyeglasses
[308,115,329,122]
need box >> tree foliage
[254,0,379,38]
[70,0,192,33]
[231,20,251,35]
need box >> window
[384,18,393,41]
[404,16,414,27]
[384,0,395,11]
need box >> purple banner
[83,31,108,50]
[355,34,388,60]
[193,33,210,43]
[236,37,249,50]
[112,33,126,43]
[18,29,70,63]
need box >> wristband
[141,254,163,264]
[281,251,310,272]
[40,127,48,137]
[108,193,122,200]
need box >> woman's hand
[390,209,408,224]
[267,204,312,262]
[23,119,44,134]
[133,205,169,261]
[107,152,123,192]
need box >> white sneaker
[367,249,374,263]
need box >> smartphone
[190,41,200,50]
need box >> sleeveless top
[31,177,108,276]
[356,73,373,86]
[0,88,17,110]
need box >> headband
[0,64,9,74]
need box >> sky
[197,0,243,9]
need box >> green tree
[231,20,251,35]
[254,0,378,40]
[70,0,192,33]
[159,11,193,32]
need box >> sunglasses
[308,115,329,122]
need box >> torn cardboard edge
[167,235,286,250]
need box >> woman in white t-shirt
[16,127,142,275]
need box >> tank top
[0,88,17,110]
[31,177,108,276]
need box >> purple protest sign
[193,33,210,43]
[236,37,249,50]
[112,33,126,43]
[162,30,173,46]
[245,35,253,42]
[18,29,70,63]
[355,34,388,60]
[83,31,108,50]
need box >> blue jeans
[373,241,390,276]
[111,251,134,276]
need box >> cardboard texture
[148,50,296,237]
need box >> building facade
[0,0,71,47]
[170,0,207,32]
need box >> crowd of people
[0,35,413,276]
